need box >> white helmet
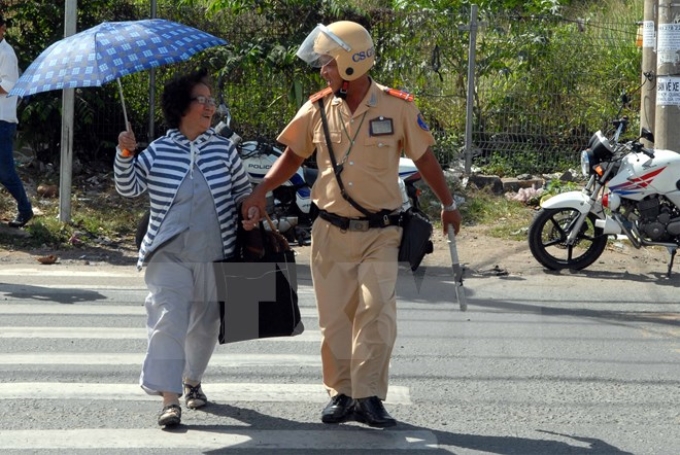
[296,21,375,81]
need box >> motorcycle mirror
[217,102,230,118]
[640,127,654,143]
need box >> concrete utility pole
[640,0,657,148]
[58,0,77,222]
[654,0,680,151]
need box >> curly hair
[161,68,211,129]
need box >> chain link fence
[78,5,642,176]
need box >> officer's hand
[241,185,268,231]
[442,209,462,235]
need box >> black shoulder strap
[316,98,373,217]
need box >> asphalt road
[0,259,679,454]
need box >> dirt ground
[0,221,674,280]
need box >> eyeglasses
[191,95,217,107]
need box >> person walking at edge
[0,14,33,228]
[241,21,462,428]
[115,68,253,427]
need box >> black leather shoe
[321,393,354,424]
[8,211,33,228]
[353,396,397,428]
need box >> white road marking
[0,326,321,341]
[0,304,146,315]
[0,382,411,405]
[0,303,318,317]
[0,429,436,450]
[0,268,137,277]
[0,352,322,367]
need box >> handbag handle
[263,212,278,233]
[259,212,290,254]
[235,209,289,260]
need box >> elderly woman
[114,68,252,427]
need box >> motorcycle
[214,93,317,247]
[213,75,424,243]
[135,81,425,249]
[527,115,680,276]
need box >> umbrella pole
[117,78,133,158]
[117,78,130,130]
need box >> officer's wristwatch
[441,201,457,212]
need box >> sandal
[158,403,181,427]
[183,382,207,409]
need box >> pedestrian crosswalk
[1,429,439,451]
[0,269,437,453]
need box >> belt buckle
[348,219,370,232]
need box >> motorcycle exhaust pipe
[595,218,621,235]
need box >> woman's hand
[118,123,137,157]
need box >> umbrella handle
[117,78,133,158]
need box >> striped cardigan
[114,128,251,269]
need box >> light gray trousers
[140,232,222,396]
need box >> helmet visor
[296,24,351,67]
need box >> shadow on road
[159,403,634,454]
[0,282,106,304]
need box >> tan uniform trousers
[310,218,402,400]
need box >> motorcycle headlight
[587,131,614,160]
[580,149,592,176]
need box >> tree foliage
[390,0,565,14]
[6,0,140,164]
[4,0,642,175]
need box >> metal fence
[75,5,642,176]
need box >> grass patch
[0,165,147,252]
[462,189,535,240]
[419,184,536,241]
[3,164,538,252]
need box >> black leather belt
[318,210,404,232]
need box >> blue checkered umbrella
[10,19,227,97]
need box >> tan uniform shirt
[277,79,435,218]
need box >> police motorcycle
[133,85,316,249]
[527,112,680,277]
[134,84,424,249]
[219,101,423,243]
[214,88,316,247]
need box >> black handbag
[398,208,434,271]
[214,215,304,344]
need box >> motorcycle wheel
[528,208,608,271]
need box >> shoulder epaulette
[384,87,414,102]
[309,87,333,103]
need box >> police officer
[242,21,461,428]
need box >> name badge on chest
[369,116,394,136]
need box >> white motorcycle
[214,80,422,245]
[235,134,423,243]
[212,73,314,245]
[528,116,680,276]
[135,95,423,249]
